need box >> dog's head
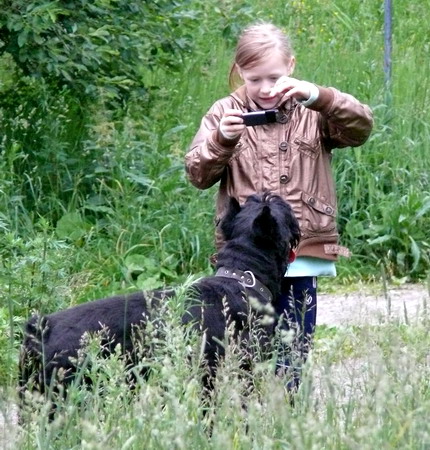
[220,192,300,265]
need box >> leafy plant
[366,190,430,276]
[0,0,198,100]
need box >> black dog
[19,192,300,404]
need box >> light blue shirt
[285,256,336,277]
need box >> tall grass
[11,296,430,448]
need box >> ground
[1,282,429,445]
[317,282,429,326]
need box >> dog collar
[215,267,273,303]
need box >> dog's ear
[220,197,242,240]
[252,205,278,245]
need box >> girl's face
[239,50,295,110]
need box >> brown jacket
[185,85,373,260]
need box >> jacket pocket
[301,191,336,233]
[292,136,320,159]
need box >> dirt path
[317,282,429,327]
[0,399,18,449]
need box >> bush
[0,0,198,99]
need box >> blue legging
[274,276,317,389]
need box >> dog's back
[18,289,174,398]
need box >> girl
[185,22,373,390]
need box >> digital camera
[241,109,279,126]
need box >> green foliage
[366,190,430,276]
[0,0,197,99]
[0,0,205,215]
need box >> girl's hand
[270,76,317,103]
[219,109,246,140]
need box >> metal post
[384,0,392,104]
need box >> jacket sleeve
[310,86,374,148]
[185,102,241,190]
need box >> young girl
[185,22,373,389]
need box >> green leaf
[160,266,177,280]
[409,237,421,272]
[136,274,163,291]
[415,198,430,219]
[124,255,158,276]
[55,212,91,241]
[367,235,392,245]
[17,30,28,48]
[83,205,114,215]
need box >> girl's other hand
[219,109,246,140]
[270,76,315,103]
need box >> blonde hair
[229,23,294,89]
